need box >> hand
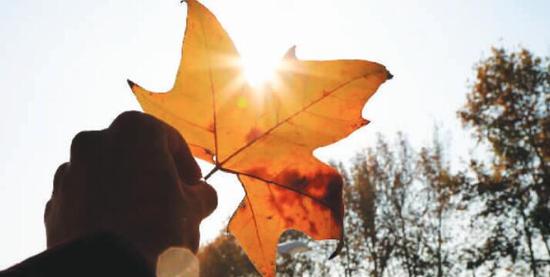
[44,111,217,268]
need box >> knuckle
[70,130,103,163]
[109,111,167,142]
[110,111,147,128]
[52,162,69,194]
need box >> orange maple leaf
[128,0,391,275]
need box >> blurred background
[0,0,548,275]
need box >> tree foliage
[459,48,550,276]
[197,233,257,277]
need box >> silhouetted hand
[44,111,217,269]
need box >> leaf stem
[204,166,220,181]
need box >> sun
[240,54,280,88]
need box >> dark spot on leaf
[245,166,344,226]
[275,170,309,189]
[245,127,262,143]
[276,193,297,207]
[320,174,344,224]
[309,221,318,235]
[284,217,295,226]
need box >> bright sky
[0,0,548,269]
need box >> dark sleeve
[0,232,154,277]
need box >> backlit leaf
[129,0,391,275]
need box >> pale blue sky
[0,0,548,269]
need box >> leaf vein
[196,9,220,164]
[219,74,372,166]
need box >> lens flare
[241,55,280,88]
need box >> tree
[351,134,425,276]
[197,233,257,277]
[459,48,550,276]
[417,134,467,276]
[275,230,333,276]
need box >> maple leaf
[128,0,391,275]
